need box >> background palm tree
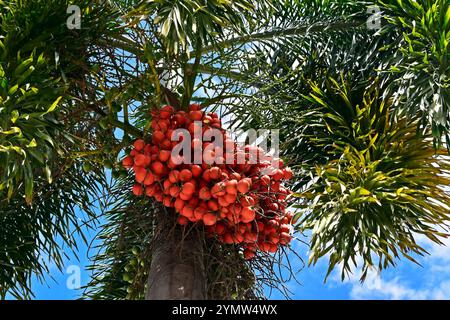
[0,0,449,299]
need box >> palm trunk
[145,210,206,299]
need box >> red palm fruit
[201,163,209,170]
[227,211,240,224]
[199,187,212,200]
[189,110,203,121]
[165,129,174,140]
[143,172,155,185]
[207,199,219,211]
[145,185,156,197]
[150,145,159,154]
[276,158,284,169]
[179,192,192,201]
[177,216,189,225]
[135,167,147,183]
[267,202,279,212]
[158,120,169,132]
[215,222,226,235]
[133,139,145,151]
[269,235,279,244]
[163,179,172,190]
[194,207,206,221]
[241,207,256,223]
[160,139,171,150]
[229,204,242,215]
[152,131,165,143]
[132,184,143,196]
[143,144,152,154]
[189,103,201,111]
[169,185,180,198]
[202,115,213,125]
[218,196,229,207]
[188,197,199,208]
[260,175,271,186]
[151,161,165,176]
[229,172,241,180]
[182,182,196,195]
[163,196,173,207]
[280,232,292,243]
[173,113,186,126]
[224,193,237,204]
[179,169,192,182]
[240,195,255,207]
[209,167,221,180]
[234,233,244,243]
[223,233,233,244]
[181,206,194,218]
[191,165,202,177]
[201,169,211,182]
[160,105,174,119]
[187,215,197,223]
[211,182,226,197]
[203,213,217,226]
[168,171,179,184]
[130,149,137,157]
[174,198,185,212]
[267,219,279,229]
[272,169,284,181]
[225,180,238,194]
[243,249,256,260]
[122,156,134,169]
[219,210,227,219]
[280,224,291,233]
[259,242,270,252]
[237,179,251,193]
[245,232,258,243]
[271,181,280,192]
[256,221,265,232]
[158,150,171,162]
[283,167,293,180]
[134,154,150,167]
[151,154,158,161]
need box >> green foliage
[0,51,64,203]
[131,0,261,55]
[296,77,450,280]
[1,0,449,299]
[0,0,117,297]
[0,163,102,299]
[377,0,450,145]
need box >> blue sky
[25,221,450,300]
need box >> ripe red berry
[133,139,145,151]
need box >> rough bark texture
[145,210,206,300]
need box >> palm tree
[0,0,449,299]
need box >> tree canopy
[0,0,449,299]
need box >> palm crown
[0,0,449,299]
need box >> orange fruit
[180,169,192,182]
[133,139,145,151]
[122,156,134,169]
[132,184,143,196]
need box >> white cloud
[333,234,450,300]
